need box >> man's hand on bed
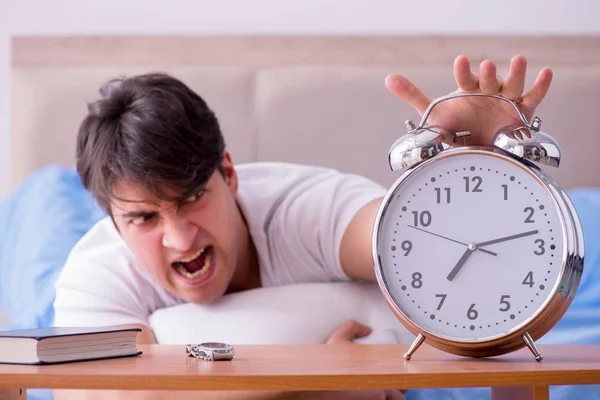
[385,55,553,146]
[325,320,407,400]
[325,319,372,344]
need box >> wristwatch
[186,342,235,361]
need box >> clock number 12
[464,176,483,192]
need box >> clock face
[375,150,566,341]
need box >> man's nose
[162,217,198,251]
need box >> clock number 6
[467,303,478,320]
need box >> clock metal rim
[372,146,584,357]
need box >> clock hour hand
[408,225,497,256]
[446,245,476,281]
[476,230,539,248]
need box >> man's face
[109,153,240,304]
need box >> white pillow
[149,281,413,345]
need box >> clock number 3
[534,239,545,255]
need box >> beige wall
[3,0,600,199]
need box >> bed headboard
[10,35,600,191]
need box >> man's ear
[221,151,238,196]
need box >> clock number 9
[401,240,412,256]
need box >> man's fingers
[385,73,431,115]
[521,67,553,111]
[326,320,372,344]
[502,55,527,99]
[479,60,503,94]
[454,55,479,92]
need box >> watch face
[375,150,568,342]
[201,342,230,350]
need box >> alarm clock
[372,93,584,362]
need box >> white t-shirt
[53,162,386,328]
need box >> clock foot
[522,332,543,362]
[404,333,425,361]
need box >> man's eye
[185,190,205,203]
[131,214,154,226]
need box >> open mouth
[172,245,214,280]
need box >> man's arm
[339,197,383,282]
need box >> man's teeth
[177,248,205,263]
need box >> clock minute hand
[476,230,539,247]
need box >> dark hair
[76,72,225,213]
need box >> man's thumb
[326,320,372,344]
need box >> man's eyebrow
[120,210,157,219]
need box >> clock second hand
[408,225,497,256]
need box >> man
[52,55,552,399]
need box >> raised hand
[385,55,553,146]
